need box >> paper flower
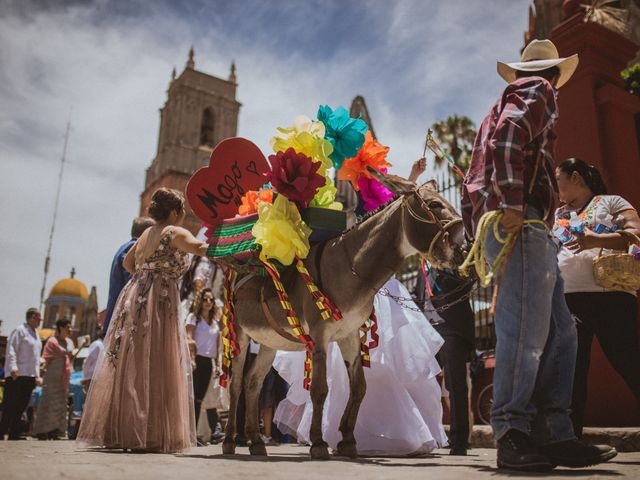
[358,168,395,212]
[317,105,368,170]
[252,195,312,265]
[338,131,391,190]
[271,115,334,173]
[266,148,326,209]
[238,186,273,216]
[310,173,343,210]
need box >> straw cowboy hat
[497,39,579,88]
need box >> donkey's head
[368,168,467,269]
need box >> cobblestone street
[1,440,639,480]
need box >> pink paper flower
[266,148,326,209]
[358,168,394,212]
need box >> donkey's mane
[345,195,400,233]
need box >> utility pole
[39,119,71,312]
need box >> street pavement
[1,440,639,479]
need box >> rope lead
[459,210,546,288]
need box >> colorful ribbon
[359,309,379,368]
[421,257,433,298]
[295,257,343,322]
[262,260,316,389]
[219,268,240,388]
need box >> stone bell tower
[140,47,242,233]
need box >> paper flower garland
[317,105,369,170]
[266,148,326,209]
[338,131,391,190]
[358,168,395,212]
[252,195,312,266]
[310,173,342,210]
[238,185,273,216]
[271,115,334,172]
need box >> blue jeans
[485,210,577,445]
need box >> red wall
[552,15,640,426]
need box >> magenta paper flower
[266,147,326,209]
[358,168,394,212]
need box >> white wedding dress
[273,278,448,456]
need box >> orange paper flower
[238,187,273,216]
[337,131,391,191]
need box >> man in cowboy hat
[462,39,616,471]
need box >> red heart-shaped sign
[186,137,270,226]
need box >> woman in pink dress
[78,188,209,453]
[33,318,74,439]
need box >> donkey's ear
[422,179,439,192]
[366,166,415,195]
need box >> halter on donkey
[221,168,467,460]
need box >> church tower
[140,48,241,233]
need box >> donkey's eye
[428,200,444,209]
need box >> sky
[0,0,532,335]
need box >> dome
[49,270,89,300]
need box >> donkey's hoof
[335,441,358,459]
[249,442,268,456]
[310,442,330,460]
[222,440,236,455]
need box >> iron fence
[397,169,496,350]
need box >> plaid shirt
[462,77,560,238]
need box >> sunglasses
[203,297,214,303]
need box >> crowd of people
[1,38,639,473]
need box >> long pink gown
[77,228,196,453]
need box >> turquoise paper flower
[317,105,368,170]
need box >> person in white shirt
[0,307,42,440]
[555,158,640,437]
[185,288,221,446]
[81,337,104,393]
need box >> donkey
[222,170,466,459]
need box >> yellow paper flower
[271,115,334,173]
[310,173,343,210]
[252,195,312,265]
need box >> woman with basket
[555,158,640,437]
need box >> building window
[200,108,215,147]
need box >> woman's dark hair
[190,288,216,323]
[558,158,608,195]
[148,188,185,222]
[515,66,560,83]
[56,318,71,333]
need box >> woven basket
[207,207,346,275]
[207,214,283,276]
[592,230,640,291]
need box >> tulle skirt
[77,270,196,453]
[273,278,447,455]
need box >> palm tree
[583,0,632,39]
[429,115,476,173]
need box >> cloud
[0,0,531,334]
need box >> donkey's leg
[335,332,366,458]
[244,346,277,456]
[309,344,330,460]
[222,331,250,455]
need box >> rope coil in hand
[459,210,546,288]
